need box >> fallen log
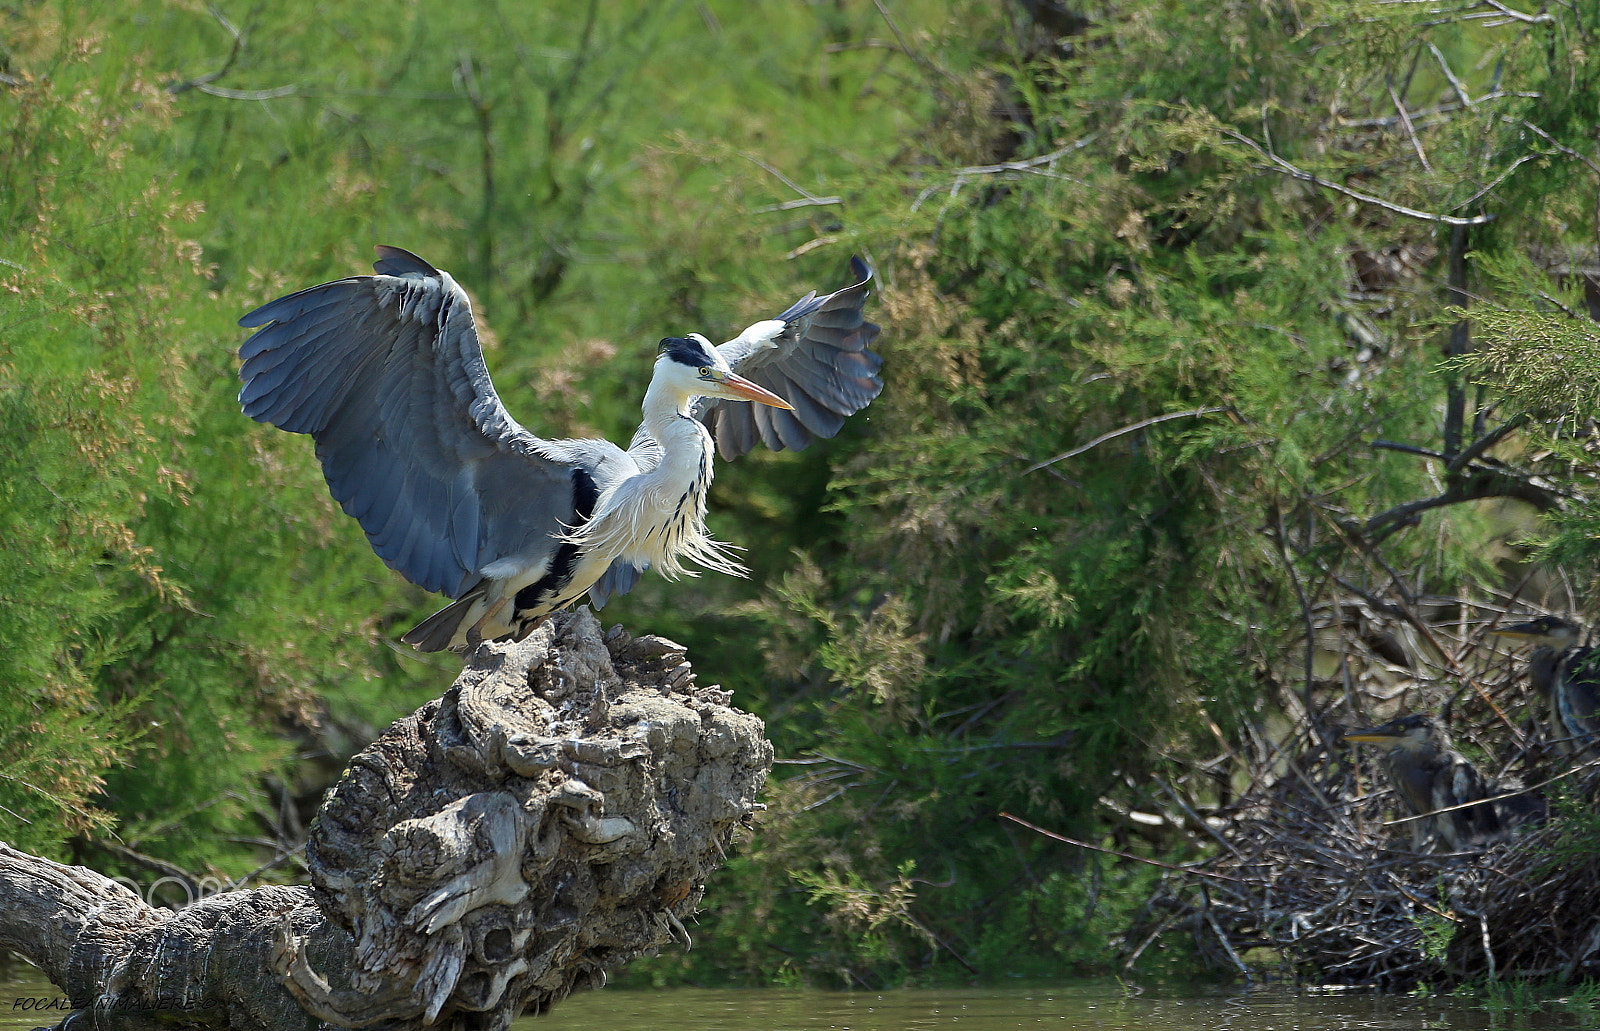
[0,609,772,1030]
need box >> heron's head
[1493,614,1581,649]
[1343,713,1441,754]
[655,334,795,409]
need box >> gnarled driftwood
[0,609,772,1030]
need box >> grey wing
[697,256,883,460]
[1559,648,1600,740]
[1443,758,1501,845]
[238,245,580,600]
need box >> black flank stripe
[515,467,600,613]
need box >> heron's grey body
[239,246,880,652]
[1343,713,1503,852]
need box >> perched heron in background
[1494,615,1600,757]
[1342,713,1503,852]
[238,246,881,652]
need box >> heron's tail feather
[402,587,487,653]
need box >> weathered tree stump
[0,610,773,1030]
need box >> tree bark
[0,609,773,1030]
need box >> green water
[0,975,1590,1030]
[529,985,1591,1031]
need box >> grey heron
[239,246,881,652]
[1494,615,1600,757]
[1342,713,1503,851]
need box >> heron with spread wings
[238,247,881,652]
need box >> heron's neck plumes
[556,372,746,579]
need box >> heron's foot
[512,612,550,642]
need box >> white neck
[635,372,715,523]
[641,371,696,429]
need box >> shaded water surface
[526,985,1592,1031]
[0,976,1590,1030]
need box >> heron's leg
[468,595,510,646]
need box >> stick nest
[1130,605,1600,988]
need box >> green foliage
[1559,980,1600,1027]
[11,0,1600,990]
[663,0,1600,987]
[1458,247,1600,588]
[0,0,952,876]
[0,34,229,855]
[0,9,434,868]
[1461,251,1600,430]
[1415,883,1458,964]
[1461,976,1600,1029]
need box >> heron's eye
[698,366,713,378]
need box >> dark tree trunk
[0,610,773,1030]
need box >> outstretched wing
[238,246,591,600]
[696,256,883,460]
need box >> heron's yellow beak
[1342,730,1402,744]
[719,372,794,410]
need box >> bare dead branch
[1517,119,1600,178]
[1427,42,1472,107]
[1361,470,1558,542]
[1220,128,1496,226]
[999,812,1249,883]
[1445,414,1526,475]
[741,153,839,207]
[192,83,300,100]
[1482,0,1556,24]
[166,4,298,100]
[1020,406,1231,474]
[911,138,1098,213]
[1388,79,1432,173]
[753,196,843,214]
